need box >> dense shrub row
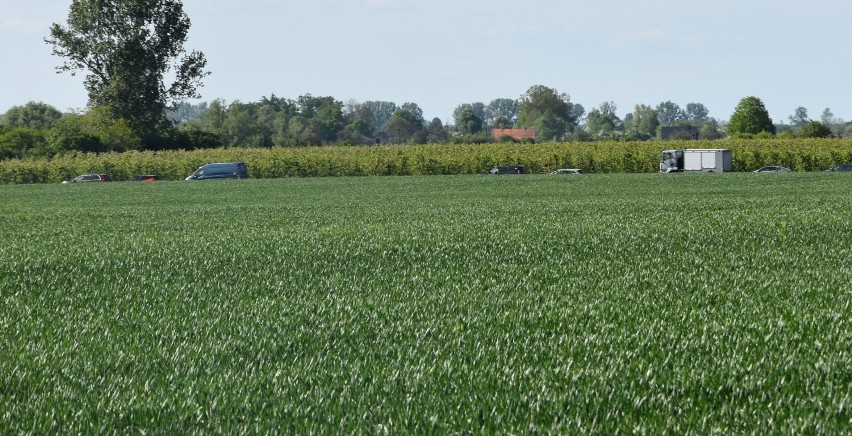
[1,138,851,183]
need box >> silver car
[753,166,792,173]
[825,164,852,172]
[62,173,109,183]
[550,168,584,175]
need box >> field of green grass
[1,173,850,433]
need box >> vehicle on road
[131,174,160,182]
[825,164,852,172]
[63,174,109,184]
[660,149,732,173]
[186,162,249,180]
[489,165,527,175]
[550,168,585,175]
[753,166,792,173]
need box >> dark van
[185,162,249,180]
[489,165,527,175]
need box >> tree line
[1,0,849,160]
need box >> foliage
[584,101,622,138]
[684,102,709,122]
[797,120,833,138]
[46,0,209,141]
[167,101,209,125]
[728,96,776,137]
[362,101,398,132]
[0,128,49,159]
[1,174,850,433]
[455,107,483,134]
[2,138,851,183]
[341,100,377,142]
[0,102,64,130]
[386,110,425,144]
[484,98,518,127]
[788,106,809,126]
[630,104,659,139]
[400,103,426,125]
[699,119,724,140]
[655,100,686,126]
[517,85,578,139]
[184,95,344,147]
[426,118,450,143]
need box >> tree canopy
[727,96,776,137]
[46,0,209,142]
[656,101,685,126]
[630,104,659,139]
[1,102,64,130]
[517,85,577,140]
[584,101,621,138]
[797,120,832,138]
[455,106,483,135]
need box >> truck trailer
[660,148,732,173]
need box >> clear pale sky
[2,0,851,124]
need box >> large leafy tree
[788,106,809,126]
[517,85,577,140]
[297,94,344,143]
[452,103,485,130]
[46,0,209,142]
[1,102,64,130]
[386,110,424,144]
[584,101,621,138]
[426,117,449,143]
[684,103,709,122]
[362,101,398,132]
[655,101,685,126]
[400,102,425,126]
[797,120,832,138]
[727,96,775,137]
[630,104,659,138]
[485,98,517,127]
[455,106,483,135]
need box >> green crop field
[1,173,850,433]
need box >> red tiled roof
[491,128,536,140]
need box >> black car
[186,162,249,180]
[489,165,527,175]
[825,164,852,172]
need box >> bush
[1,138,851,183]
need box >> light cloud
[613,30,667,46]
[0,17,48,34]
[437,57,477,79]
[366,0,405,10]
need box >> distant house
[491,128,536,142]
[660,126,699,140]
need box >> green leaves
[46,0,209,141]
[728,96,776,137]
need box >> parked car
[185,162,248,180]
[62,174,108,184]
[550,168,585,175]
[130,174,160,182]
[753,166,792,173]
[489,165,527,175]
[825,164,852,172]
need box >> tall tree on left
[45,0,209,143]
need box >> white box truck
[660,149,732,173]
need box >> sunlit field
[1,173,850,432]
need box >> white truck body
[660,148,732,173]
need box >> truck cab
[660,150,684,173]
